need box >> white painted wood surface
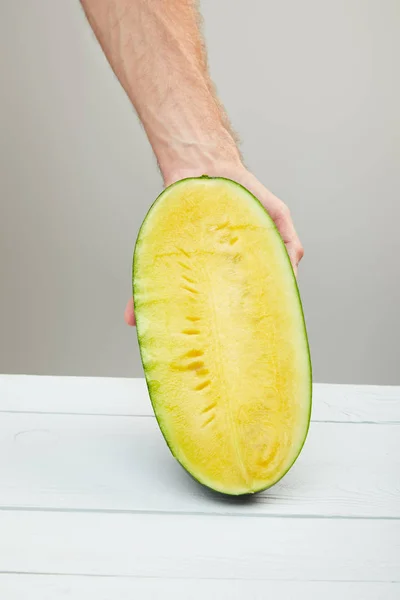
[1,576,397,600]
[1,413,399,517]
[0,375,399,599]
[1,375,399,422]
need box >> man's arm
[80,0,304,324]
[80,0,242,183]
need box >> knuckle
[296,242,305,261]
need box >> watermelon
[133,176,312,495]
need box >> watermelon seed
[185,349,203,357]
[196,380,211,392]
[187,360,205,371]
[178,261,191,270]
[182,274,197,284]
[182,285,199,295]
[201,401,216,413]
[201,411,215,426]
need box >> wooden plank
[0,511,398,582]
[0,375,150,416]
[1,375,400,423]
[0,412,398,517]
[312,383,400,423]
[0,574,398,600]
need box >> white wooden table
[0,375,399,599]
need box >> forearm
[80,0,242,183]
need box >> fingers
[283,228,304,273]
[259,189,304,274]
[124,297,136,326]
[238,173,304,273]
[275,209,304,273]
[282,219,304,272]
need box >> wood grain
[1,375,399,422]
[0,412,398,517]
[1,375,399,595]
[0,511,399,582]
[0,575,398,600]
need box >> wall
[0,0,399,384]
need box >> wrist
[151,128,242,187]
[163,161,245,188]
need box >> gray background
[0,0,399,384]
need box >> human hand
[124,165,303,326]
[212,166,304,274]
